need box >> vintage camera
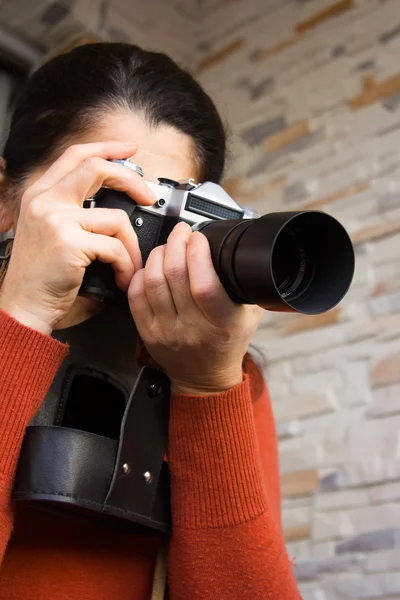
[80,160,354,314]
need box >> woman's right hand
[0,141,156,335]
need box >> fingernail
[174,221,191,232]
[146,187,157,202]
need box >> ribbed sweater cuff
[0,309,69,477]
[168,374,267,530]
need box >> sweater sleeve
[167,360,301,600]
[0,309,68,565]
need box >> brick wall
[195,1,400,598]
[1,1,400,597]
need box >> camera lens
[272,226,315,303]
[199,210,355,315]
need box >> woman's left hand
[128,221,263,395]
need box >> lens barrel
[199,211,355,315]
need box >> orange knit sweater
[0,308,301,599]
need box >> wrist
[0,297,53,335]
[171,369,243,396]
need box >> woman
[0,43,301,599]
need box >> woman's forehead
[81,109,199,184]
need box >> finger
[187,232,237,323]
[128,268,155,326]
[79,230,135,291]
[53,156,156,208]
[76,207,142,274]
[144,245,178,321]
[29,141,140,196]
[163,222,197,314]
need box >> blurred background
[1,1,400,598]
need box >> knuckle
[146,273,165,291]
[64,144,85,161]
[110,237,124,257]
[191,283,215,303]
[83,156,103,174]
[112,208,131,226]
[164,259,186,280]
[24,196,45,221]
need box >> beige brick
[370,353,400,387]
[365,549,400,573]
[312,510,354,542]
[281,309,342,335]
[295,0,355,34]
[349,72,400,111]
[316,489,369,511]
[265,120,311,153]
[368,383,400,418]
[370,480,400,504]
[281,469,319,498]
[196,37,245,73]
[299,182,370,210]
[352,220,400,245]
[273,392,336,421]
[284,524,311,542]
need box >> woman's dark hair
[3,43,226,188]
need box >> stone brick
[283,505,311,529]
[241,116,286,146]
[286,540,312,561]
[300,181,370,210]
[295,0,355,35]
[249,78,274,100]
[320,469,348,491]
[370,480,400,504]
[273,392,336,421]
[368,383,400,417]
[365,549,400,572]
[265,119,311,152]
[346,503,400,536]
[298,589,326,600]
[250,35,299,62]
[379,24,400,45]
[294,554,365,581]
[281,469,319,498]
[332,44,347,58]
[336,528,400,553]
[316,489,368,511]
[281,308,342,335]
[312,511,354,542]
[331,572,400,598]
[348,313,400,342]
[41,1,71,26]
[383,90,400,111]
[372,233,400,265]
[295,370,343,394]
[280,443,322,475]
[283,180,308,204]
[370,288,400,316]
[349,73,400,111]
[196,37,245,73]
[276,419,302,440]
[370,353,400,387]
[354,219,400,245]
[284,524,311,542]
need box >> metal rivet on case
[134,217,144,227]
[122,463,130,474]
[148,383,163,398]
[144,471,153,484]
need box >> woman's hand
[128,222,263,395]
[0,141,156,335]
